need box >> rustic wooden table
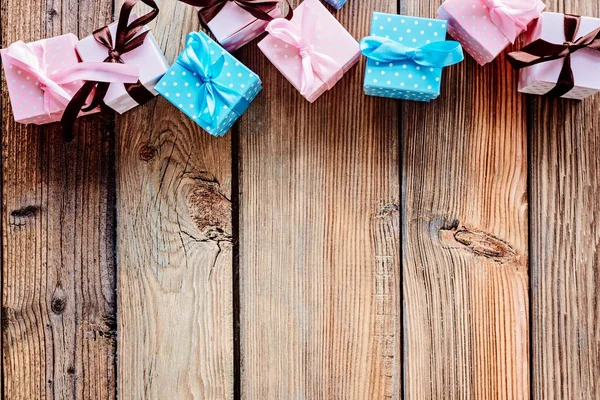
[2,0,598,398]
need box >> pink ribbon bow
[266,0,343,97]
[483,0,545,43]
[4,40,140,116]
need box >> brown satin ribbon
[178,0,292,26]
[61,0,159,141]
[507,14,600,98]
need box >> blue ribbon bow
[359,36,464,68]
[177,32,250,129]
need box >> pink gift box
[0,34,99,125]
[517,12,600,100]
[257,0,360,103]
[75,14,169,114]
[438,0,545,65]
[198,3,281,52]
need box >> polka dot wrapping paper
[258,0,360,103]
[0,34,99,125]
[154,31,262,137]
[324,0,347,10]
[363,13,450,102]
[196,2,281,52]
[438,0,545,66]
[517,12,600,100]
[75,13,170,114]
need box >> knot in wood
[453,229,516,263]
[51,297,66,315]
[138,144,157,161]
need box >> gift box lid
[440,0,545,43]
[0,34,87,124]
[155,31,262,136]
[201,2,280,43]
[257,0,359,102]
[75,13,169,107]
[523,12,600,91]
[364,13,450,99]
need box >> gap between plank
[231,108,242,400]
[1,4,4,398]
[398,3,405,400]
[526,95,535,400]
[110,4,118,399]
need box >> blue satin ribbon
[177,32,250,129]
[360,36,464,68]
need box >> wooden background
[1,0,598,398]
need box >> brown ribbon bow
[507,14,600,98]
[61,0,159,141]
[178,0,292,26]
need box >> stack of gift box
[1,0,169,139]
[2,0,600,139]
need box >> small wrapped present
[177,0,288,52]
[324,0,347,10]
[438,0,545,65]
[361,13,464,102]
[1,34,95,125]
[0,34,137,125]
[508,12,600,100]
[155,32,262,137]
[258,0,360,103]
[73,0,168,115]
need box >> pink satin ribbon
[266,1,343,97]
[483,0,545,43]
[4,40,140,116]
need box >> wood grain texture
[236,1,402,398]
[530,1,600,398]
[401,1,529,399]
[1,0,117,398]
[115,1,235,398]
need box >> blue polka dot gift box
[360,13,464,102]
[155,31,261,137]
[324,0,347,10]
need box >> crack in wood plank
[187,179,232,242]
[371,203,401,399]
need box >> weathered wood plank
[530,1,600,398]
[237,1,402,398]
[115,1,234,398]
[1,0,117,398]
[401,1,529,398]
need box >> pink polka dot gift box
[438,0,545,66]
[507,12,600,100]
[258,0,360,103]
[0,34,102,125]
